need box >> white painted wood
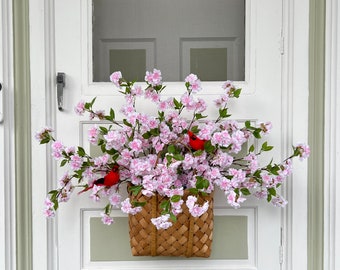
[280,0,310,269]
[29,0,58,270]
[55,1,284,269]
[0,0,16,269]
[28,0,310,269]
[81,208,256,270]
[324,0,340,269]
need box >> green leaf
[266,163,280,175]
[253,170,261,178]
[193,149,204,156]
[142,131,151,139]
[129,185,143,196]
[150,128,160,136]
[195,113,207,120]
[167,145,176,154]
[219,108,228,118]
[77,146,86,157]
[170,212,177,222]
[73,169,85,180]
[245,120,251,128]
[160,200,170,212]
[189,188,198,195]
[105,148,118,156]
[171,195,181,203]
[123,119,132,127]
[40,137,51,144]
[99,126,108,134]
[191,126,200,133]
[104,203,112,214]
[166,155,173,164]
[204,140,215,153]
[196,176,210,190]
[53,200,59,211]
[110,108,115,120]
[158,111,165,121]
[240,188,251,196]
[268,187,276,196]
[233,88,242,98]
[90,97,97,106]
[60,159,68,167]
[200,191,208,197]
[48,189,58,195]
[253,129,262,139]
[173,154,184,161]
[249,144,255,153]
[132,201,147,207]
[173,98,183,110]
[267,193,272,202]
[261,142,274,152]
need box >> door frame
[281,0,310,268]
[29,0,310,269]
[324,0,340,269]
[0,0,16,269]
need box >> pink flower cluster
[37,69,310,229]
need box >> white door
[50,0,290,269]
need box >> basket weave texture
[129,190,214,257]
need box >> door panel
[55,0,283,269]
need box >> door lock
[56,72,65,111]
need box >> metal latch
[56,72,65,111]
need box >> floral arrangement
[37,69,310,229]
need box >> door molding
[13,0,33,269]
[308,0,325,269]
[324,0,340,269]
[29,0,58,270]
[0,0,16,269]
[281,0,310,269]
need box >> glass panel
[109,49,146,81]
[190,48,228,81]
[92,0,245,82]
[90,216,248,261]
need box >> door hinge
[279,245,284,265]
[279,227,284,265]
[0,82,3,123]
[280,36,285,55]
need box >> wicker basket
[128,190,214,257]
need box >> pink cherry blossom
[295,143,311,160]
[109,71,122,88]
[109,193,121,207]
[101,213,114,225]
[88,125,99,144]
[227,191,246,208]
[35,127,53,143]
[186,195,209,217]
[43,208,55,218]
[70,154,82,170]
[51,140,64,160]
[259,121,272,135]
[145,69,162,86]
[120,198,142,215]
[151,214,173,230]
[74,100,85,115]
